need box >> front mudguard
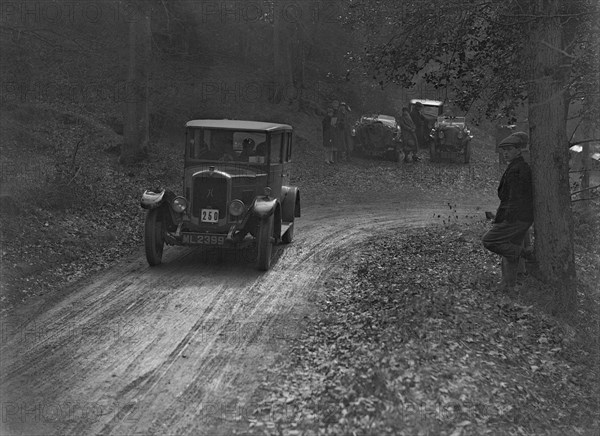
[252,196,277,220]
[141,188,177,208]
[141,189,179,232]
[141,189,165,209]
[141,187,177,208]
[248,196,281,241]
[281,186,301,222]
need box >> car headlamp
[229,199,246,217]
[172,196,187,213]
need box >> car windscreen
[422,106,442,118]
[187,128,267,161]
[376,115,397,128]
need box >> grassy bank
[245,218,599,436]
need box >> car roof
[185,119,293,131]
[410,99,443,107]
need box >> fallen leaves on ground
[245,220,599,436]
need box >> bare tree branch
[571,185,600,196]
[540,40,575,58]
[570,139,600,146]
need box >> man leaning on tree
[482,132,535,292]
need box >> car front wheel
[145,208,164,266]
[257,214,274,271]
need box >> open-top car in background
[429,116,473,163]
[140,120,301,271]
[351,114,402,161]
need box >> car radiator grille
[441,127,462,146]
[192,176,228,218]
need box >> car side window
[188,129,210,158]
[270,133,283,163]
[285,132,292,162]
[281,133,288,162]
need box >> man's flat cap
[499,132,529,148]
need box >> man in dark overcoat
[482,132,535,291]
[410,102,427,148]
[399,107,418,162]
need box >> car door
[281,131,292,187]
[268,131,284,200]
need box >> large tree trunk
[272,2,293,104]
[527,0,576,313]
[121,9,150,165]
[580,116,592,207]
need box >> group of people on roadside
[321,100,352,164]
[321,95,536,293]
[398,101,428,163]
[322,99,432,165]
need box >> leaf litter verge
[244,220,599,436]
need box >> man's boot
[498,257,519,292]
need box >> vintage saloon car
[429,116,473,163]
[140,120,301,271]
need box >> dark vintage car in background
[429,116,473,163]
[140,120,301,271]
[351,114,402,161]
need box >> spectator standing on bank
[399,107,418,163]
[482,132,535,292]
[342,103,354,159]
[410,102,426,148]
[330,100,344,162]
[322,107,336,164]
[338,102,350,161]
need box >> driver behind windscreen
[212,131,235,161]
[238,138,256,161]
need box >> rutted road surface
[1,198,492,436]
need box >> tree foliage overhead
[345,0,599,124]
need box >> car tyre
[385,149,395,162]
[282,222,294,244]
[396,147,405,163]
[429,140,437,162]
[464,141,472,163]
[257,214,274,271]
[145,208,164,266]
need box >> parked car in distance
[351,114,402,161]
[140,119,301,271]
[429,116,473,163]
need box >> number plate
[201,209,219,223]
[182,234,225,245]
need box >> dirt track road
[1,198,493,436]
